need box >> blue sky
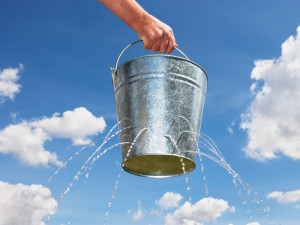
[1,0,300,224]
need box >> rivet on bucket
[111,40,208,178]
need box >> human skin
[98,0,177,53]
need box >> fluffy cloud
[156,192,183,210]
[247,222,260,225]
[0,107,106,166]
[241,26,300,161]
[267,189,300,203]
[31,107,106,145]
[165,197,235,225]
[0,180,57,225]
[0,64,22,103]
[131,201,145,222]
[0,122,61,166]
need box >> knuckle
[143,42,152,50]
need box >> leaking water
[103,169,123,225]
[45,119,280,225]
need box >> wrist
[133,12,153,32]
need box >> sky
[1,0,300,224]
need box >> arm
[98,0,177,53]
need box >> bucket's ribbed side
[112,55,207,177]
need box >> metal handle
[113,40,190,72]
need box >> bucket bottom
[122,154,196,178]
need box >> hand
[136,15,178,54]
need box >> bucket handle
[112,40,190,73]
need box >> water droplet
[249,215,253,222]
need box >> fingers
[136,16,177,54]
[152,39,168,53]
[143,40,153,51]
[151,34,176,53]
[166,30,176,54]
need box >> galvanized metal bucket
[111,40,207,178]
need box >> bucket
[111,40,207,178]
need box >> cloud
[165,197,235,225]
[247,222,260,225]
[0,107,106,167]
[227,120,235,135]
[156,192,183,210]
[131,201,145,222]
[31,107,106,145]
[227,127,234,135]
[0,122,61,166]
[241,26,300,161]
[0,64,22,103]
[267,189,300,203]
[0,180,57,225]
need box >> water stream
[45,121,280,225]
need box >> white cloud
[0,122,61,167]
[156,192,183,210]
[241,26,300,161]
[267,189,300,203]
[0,64,22,103]
[0,107,106,167]
[0,180,57,225]
[165,197,234,225]
[31,107,106,145]
[150,209,160,216]
[247,222,260,225]
[10,112,19,122]
[227,127,234,135]
[131,201,145,222]
[227,120,235,135]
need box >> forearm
[97,0,149,31]
[98,0,177,53]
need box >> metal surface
[111,41,208,178]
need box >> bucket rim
[115,54,208,82]
[122,153,196,178]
